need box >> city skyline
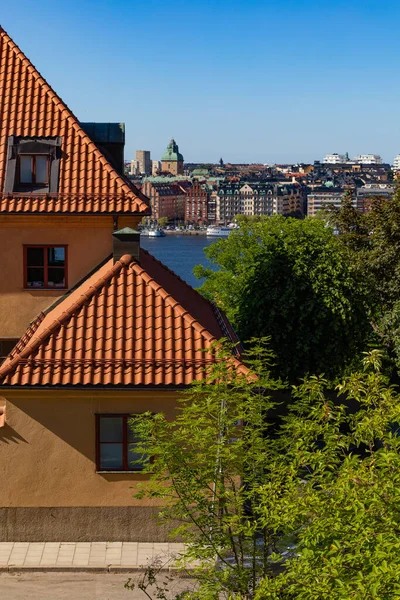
[2,0,400,163]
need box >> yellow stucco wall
[0,389,179,508]
[0,215,140,338]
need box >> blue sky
[2,0,400,163]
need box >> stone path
[0,542,185,570]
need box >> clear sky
[2,0,400,164]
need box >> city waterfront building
[142,179,187,222]
[161,139,184,175]
[135,150,152,175]
[356,184,395,212]
[307,186,356,216]
[0,27,244,542]
[184,180,209,225]
[217,182,303,223]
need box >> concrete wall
[0,389,179,541]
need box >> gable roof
[0,249,244,387]
[0,27,150,215]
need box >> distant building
[184,181,209,225]
[323,153,382,166]
[135,150,151,175]
[353,154,382,165]
[393,155,400,171]
[152,160,161,176]
[307,187,356,216]
[142,180,187,222]
[161,139,184,175]
[356,184,395,212]
[217,182,303,223]
[323,153,347,164]
[130,159,140,176]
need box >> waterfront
[141,234,220,288]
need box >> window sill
[96,470,145,474]
[23,288,67,291]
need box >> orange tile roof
[0,27,150,215]
[0,250,244,387]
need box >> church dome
[161,138,184,162]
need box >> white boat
[206,226,232,237]
[142,228,165,237]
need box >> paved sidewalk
[0,542,185,571]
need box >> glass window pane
[27,247,44,267]
[99,417,123,442]
[48,247,65,266]
[127,443,147,470]
[127,419,140,443]
[20,156,33,183]
[47,268,65,288]
[35,156,48,183]
[26,268,44,287]
[100,443,123,469]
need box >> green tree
[327,189,400,375]
[194,216,371,381]
[129,340,288,600]
[128,344,400,599]
[257,350,400,599]
[158,217,169,227]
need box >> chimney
[112,227,140,263]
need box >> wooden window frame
[95,414,147,473]
[23,245,68,290]
[18,154,50,186]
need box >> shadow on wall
[0,423,28,445]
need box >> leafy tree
[194,216,371,381]
[158,217,169,227]
[128,343,400,599]
[130,340,288,600]
[327,189,400,374]
[257,349,400,599]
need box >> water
[141,234,220,288]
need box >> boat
[141,228,165,237]
[206,226,233,237]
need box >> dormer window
[19,155,49,185]
[4,136,61,194]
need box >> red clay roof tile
[0,250,244,387]
[0,27,150,215]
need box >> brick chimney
[112,227,140,263]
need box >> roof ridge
[0,27,149,211]
[0,255,131,380]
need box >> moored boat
[206,226,233,237]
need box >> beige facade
[161,160,183,176]
[0,215,140,339]
[0,389,180,541]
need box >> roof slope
[0,27,150,214]
[0,250,244,387]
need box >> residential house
[0,28,245,542]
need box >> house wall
[0,215,140,338]
[0,389,179,541]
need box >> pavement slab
[0,542,186,571]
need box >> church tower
[161,138,184,175]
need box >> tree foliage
[129,341,400,599]
[194,216,370,381]
[327,188,400,374]
[257,349,400,599]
